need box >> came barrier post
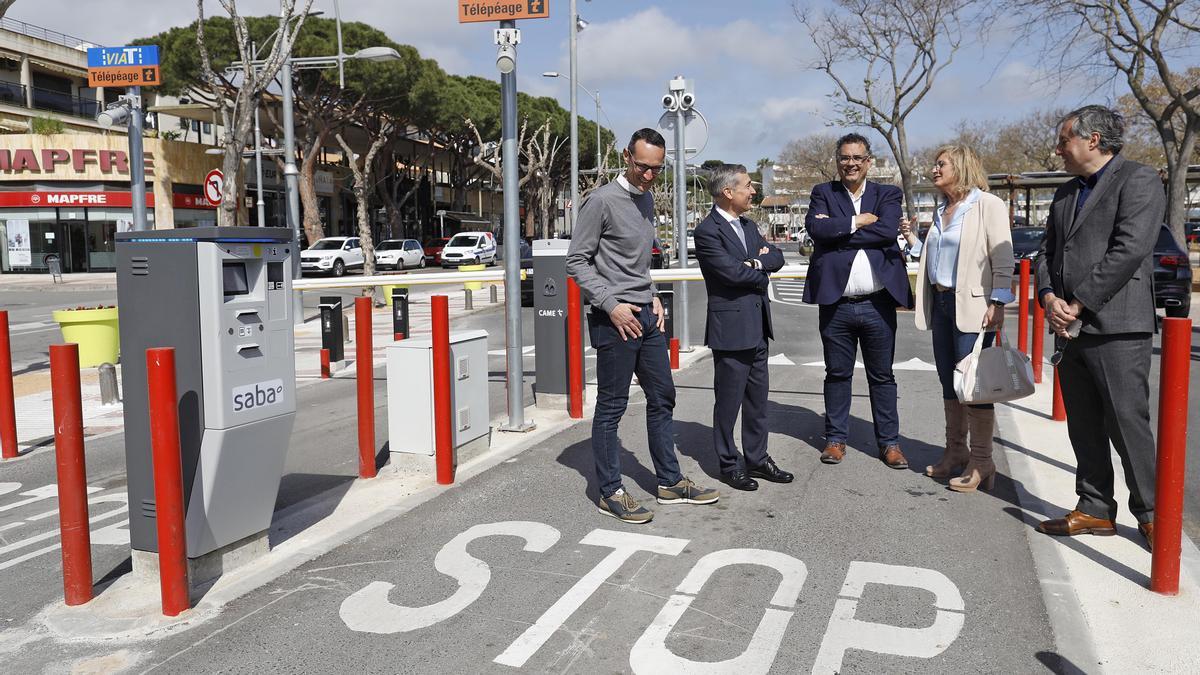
[431,295,454,484]
[320,348,331,379]
[567,278,583,419]
[1031,297,1045,384]
[391,287,409,341]
[49,343,92,606]
[1151,317,1192,595]
[670,338,680,370]
[355,297,376,479]
[0,310,16,459]
[1018,259,1030,355]
[146,348,190,616]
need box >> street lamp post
[542,71,602,236]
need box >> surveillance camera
[662,93,678,111]
[680,92,695,109]
[496,43,516,75]
[97,103,130,129]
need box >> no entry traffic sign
[204,169,224,205]
[459,0,549,23]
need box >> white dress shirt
[616,174,643,195]
[842,182,884,297]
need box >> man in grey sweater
[566,128,719,524]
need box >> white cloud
[759,96,824,123]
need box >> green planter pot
[52,307,120,367]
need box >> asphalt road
[5,273,1066,673]
[0,253,1196,668]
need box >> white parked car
[300,236,364,276]
[440,231,498,268]
[374,238,426,270]
[686,228,696,257]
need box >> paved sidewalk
[998,379,1200,673]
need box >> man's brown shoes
[879,444,908,470]
[1139,522,1154,549]
[1037,510,1117,537]
[820,442,845,464]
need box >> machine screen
[223,262,250,296]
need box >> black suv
[1154,225,1193,318]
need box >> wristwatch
[989,299,1006,307]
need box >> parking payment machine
[533,239,570,409]
[116,227,296,566]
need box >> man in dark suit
[1035,105,1165,548]
[695,164,791,491]
[803,133,914,469]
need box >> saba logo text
[231,379,285,412]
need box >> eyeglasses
[932,160,951,170]
[837,154,870,164]
[630,159,666,175]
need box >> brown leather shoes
[879,444,908,469]
[1139,522,1154,549]
[1037,510,1117,537]
[820,442,846,464]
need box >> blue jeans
[929,289,994,409]
[588,304,683,499]
[818,292,899,447]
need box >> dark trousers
[588,304,683,499]
[1058,332,1156,524]
[818,292,899,446]
[712,340,770,474]
[929,289,994,409]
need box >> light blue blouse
[910,188,1014,304]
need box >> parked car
[651,239,669,269]
[1185,221,1200,247]
[685,228,696,257]
[423,238,451,265]
[1154,224,1193,318]
[440,231,498,268]
[300,236,363,277]
[374,238,426,270]
[1011,226,1045,274]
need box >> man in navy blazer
[802,133,914,470]
[695,164,792,491]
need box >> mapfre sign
[459,0,548,23]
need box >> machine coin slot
[236,343,262,354]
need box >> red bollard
[0,310,16,459]
[1018,259,1030,355]
[49,344,93,606]
[355,297,376,479]
[431,296,454,485]
[1031,298,1045,384]
[146,348,190,616]
[320,348,331,380]
[1151,317,1192,595]
[1051,367,1066,421]
[566,278,584,419]
[670,337,680,370]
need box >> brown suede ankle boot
[950,406,996,492]
[926,399,969,478]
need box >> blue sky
[21,0,1124,166]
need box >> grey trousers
[1057,332,1156,524]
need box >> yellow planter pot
[380,284,409,302]
[459,263,486,291]
[52,307,120,367]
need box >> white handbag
[953,330,1036,404]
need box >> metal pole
[500,20,531,432]
[673,105,690,350]
[253,106,266,227]
[568,0,578,236]
[281,60,304,324]
[128,86,149,231]
[595,90,601,174]
[334,0,345,89]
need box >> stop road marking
[338,520,966,672]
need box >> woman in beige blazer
[901,144,1014,492]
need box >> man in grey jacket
[1035,105,1165,549]
[566,128,719,524]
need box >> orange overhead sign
[88,66,160,88]
[458,0,548,23]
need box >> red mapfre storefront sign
[0,191,218,209]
